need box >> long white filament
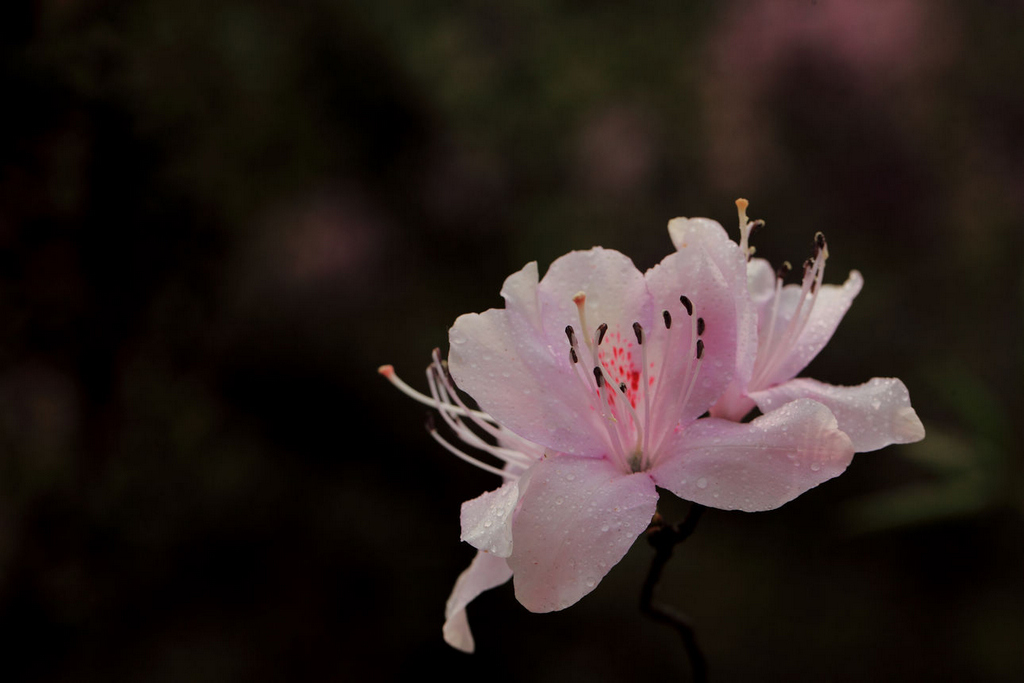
[379,361,535,477]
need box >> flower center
[565,292,706,474]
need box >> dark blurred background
[1,0,1022,680]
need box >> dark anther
[696,318,705,336]
[776,261,792,280]
[803,258,814,274]
[565,325,577,347]
[810,279,819,294]
[633,322,644,345]
[749,218,765,235]
[620,382,628,394]
[680,296,693,316]
[570,348,579,364]
[696,339,705,360]
[663,310,672,329]
[814,231,826,253]
[425,413,437,432]
[593,366,606,388]
[597,323,608,346]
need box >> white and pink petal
[507,456,658,613]
[665,216,758,387]
[642,245,746,426]
[751,377,925,453]
[443,551,513,653]
[448,263,608,457]
[746,257,778,309]
[460,479,520,557]
[652,399,855,512]
[535,247,653,346]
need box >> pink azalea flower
[382,235,856,651]
[673,200,925,452]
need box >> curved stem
[640,503,708,683]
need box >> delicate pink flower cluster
[380,201,924,653]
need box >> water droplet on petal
[555,497,564,505]
[697,477,708,489]
[810,462,821,472]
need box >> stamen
[596,323,608,346]
[632,322,644,345]
[814,231,827,256]
[676,312,705,426]
[427,350,529,452]
[632,321,651,457]
[567,299,630,456]
[566,324,581,364]
[696,317,705,336]
[591,362,629,459]
[427,421,510,478]
[611,375,645,458]
[750,235,830,389]
[663,310,672,329]
[650,300,704,457]
[427,366,532,468]
[776,261,792,280]
[379,364,492,421]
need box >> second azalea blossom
[384,238,857,650]
[668,200,925,453]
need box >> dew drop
[696,477,708,489]
[601,525,609,532]
[555,497,564,505]
[810,462,821,472]
[566,473,576,481]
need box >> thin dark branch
[640,503,707,683]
